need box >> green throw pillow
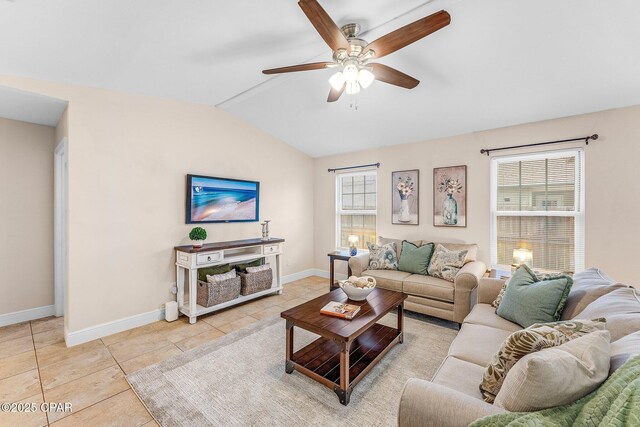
[232,258,264,273]
[398,241,434,275]
[496,265,573,328]
[197,264,231,282]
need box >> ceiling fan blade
[298,0,351,53]
[327,83,345,102]
[262,61,335,75]
[363,10,450,59]
[370,63,419,89]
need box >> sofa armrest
[478,278,507,305]
[398,379,506,427]
[455,261,487,291]
[348,253,370,277]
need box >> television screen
[186,174,259,223]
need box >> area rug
[127,313,457,427]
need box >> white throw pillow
[246,264,271,273]
[494,330,611,412]
[206,269,236,284]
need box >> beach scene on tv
[190,176,258,222]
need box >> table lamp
[512,248,533,272]
[348,235,359,256]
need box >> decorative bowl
[338,276,377,301]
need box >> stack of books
[320,301,361,320]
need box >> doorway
[54,138,68,317]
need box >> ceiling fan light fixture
[345,81,361,95]
[329,72,345,91]
[358,68,375,89]
[343,64,359,84]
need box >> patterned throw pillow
[367,242,398,270]
[427,244,468,282]
[479,318,606,403]
[206,269,237,284]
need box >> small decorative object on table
[348,235,359,256]
[320,301,361,319]
[260,220,271,241]
[189,226,207,248]
[338,276,377,301]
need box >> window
[490,149,584,273]
[336,171,377,250]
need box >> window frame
[335,169,377,251]
[490,148,585,272]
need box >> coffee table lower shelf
[287,323,401,405]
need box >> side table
[327,250,357,290]
[489,268,512,280]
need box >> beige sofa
[397,275,640,427]
[349,238,486,324]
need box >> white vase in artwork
[399,198,411,222]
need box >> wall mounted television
[186,174,260,223]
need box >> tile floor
[0,276,329,427]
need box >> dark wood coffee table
[280,288,407,405]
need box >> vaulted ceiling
[1,0,638,156]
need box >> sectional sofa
[397,270,640,427]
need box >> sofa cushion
[479,318,606,403]
[561,268,629,320]
[463,304,522,333]
[427,244,468,282]
[362,269,410,292]
[610,331,640,374]
[574,287,640,341]
[403,274,454,302]
[496,265,573,328]
[398,241,434,275]
[438,242,478,263]
[494,330,611,412]
[448,323,513,367]
[432,356,485,400]
[367,242,398,270]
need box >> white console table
[174,237,284,324]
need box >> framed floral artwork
[392,170,419,225]
[434,165,466,227]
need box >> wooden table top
[281,288,407,342]
[175,237,285,253]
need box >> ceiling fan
[262,0,451,102]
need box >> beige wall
[0,117,56,315]
[0,76,315,334]
[314,105,640,287]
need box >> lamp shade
[513,248,533,267]
[343,64,359,83]
[348,235,359,245]
[358,68,375,88]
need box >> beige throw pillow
[494,330,611,412]
[427,244,468,282]
[206,269,236,284]
[246,264,270,273]
[479,318,606,403]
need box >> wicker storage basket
[197,276,241,307]
[239,268,273,296]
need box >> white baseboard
[311,269,347,280]
[65,268,341,347]
[0,305,56,327]
[65,308,165,347]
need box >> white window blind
[336,171,377,250]
[490,149,585,273]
